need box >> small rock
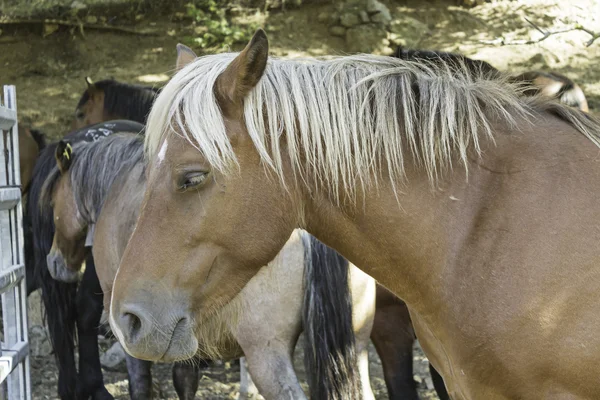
[367,0,392,25]
[29,325,52,356]
[173,12,186,20]
[388,16,430,48]
[70,0,87,9]
[359,10,370,23]
[366,0,384,12]
[194,25,208,35]
[425,376,435,390]
[371,10,392,25]
[100,341,127,372]
[525,53,548,68]
[329,25,347,37]
[330,10,341,24]
[340,12,361,28]
[86,15,97,24]
[346,24,388,53]
[43,23,59,37]
[317,12,330,23]
[381,46,394,55]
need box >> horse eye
[178,172,208,191]
[75,111,85,120]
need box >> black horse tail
[301,232,362,400]
[25,142,78,398]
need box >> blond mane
[145,53,600,199]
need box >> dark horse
[25,120,144,400]
[17,124,47,197]
[72,77,159,130]
[394,47,589,111]
[393,47,500,78]
[509,70,589,112]
[26,77,158,400]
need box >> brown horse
[510,70,589,112]
[111,31,600,398]
[16,124,46,194]
[394,47,589,112]
[71,73,442,398]
[72,77,158,130]
[41,133,379,400]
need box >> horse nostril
[121,312,143,343]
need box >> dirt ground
[30,334,439,399]
[2,0,600,398]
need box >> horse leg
[239,357,259,399]
[350,269,376,400]
[124,354,153,399]
[429,364,450,400]
[241,344,306,400]
[172,361,201,400]
[356,339,375,400]
[371,285,419,400]
[76,255,113,400]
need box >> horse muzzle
[110,293,198,362]
[46,252,80,283]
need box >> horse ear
[85,77,95,90]
[176,44,198,70]
[215,29,269,108]
[55,141,74,173]
[85,76,102,101]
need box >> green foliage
[186,0,256,50]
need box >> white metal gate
[0,86,31,400]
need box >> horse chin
[118,318,199,363]
[46,254,81,283]
[51,265,80,283]
[160,332,199,363]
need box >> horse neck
[300,163,476,311]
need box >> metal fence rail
[0,86,31,400]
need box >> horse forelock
[145,52,600,201]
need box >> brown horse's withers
[111,31,600,399]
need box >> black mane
[393,47,500,78]
[28,128,47,150]
[77,79,159,124]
